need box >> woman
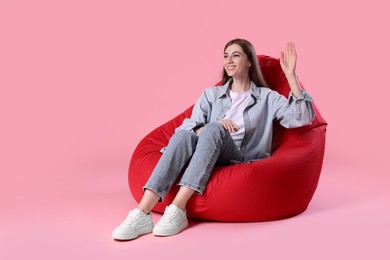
[112,39,315,240]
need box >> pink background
[1,0,389,259]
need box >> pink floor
[2,159,389,259]
[1,1,389,259]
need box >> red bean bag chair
[128,55,327,222]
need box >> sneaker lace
[162,207,177,223]
[122,211,140,225]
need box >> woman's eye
[233,54,240,57]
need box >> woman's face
[224,44,251,79]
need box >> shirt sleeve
[272,89,316,128]
[174,91,210,132]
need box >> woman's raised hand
[219,119,239,133]
[280,42,297,77]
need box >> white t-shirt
[224,89,252,150]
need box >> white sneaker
[153,204,189,236]
[112,208,154,240]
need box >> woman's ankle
[136,206,150,215]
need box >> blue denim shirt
[175,79,315,162]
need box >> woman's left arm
[273,42,315,128]
[280,42,302,98]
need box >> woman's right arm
[175,91,210,133]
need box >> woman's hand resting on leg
[219,119,239,133]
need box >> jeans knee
[201,122,226,137]
[171,130,197,143]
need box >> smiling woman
[222,38,267,90]
[224,47,252,84]
[114,38,323,241]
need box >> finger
[286,42,290,57]
[226,120,235,132]
[222,119,240,132]
[231,121,240,131]
[228,120,239,132]
[292,42,297,56]
[287,42,292,61]
[231,126,239,132]
[280,51,285,63]
[220,120,228,130]
[221,120,233,132]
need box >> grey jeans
[143,122,244,201]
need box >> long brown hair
[221,38,268,87]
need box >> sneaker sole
[152,220,189,237]
[112,225,154,240]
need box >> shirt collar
[218,79,261,99]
